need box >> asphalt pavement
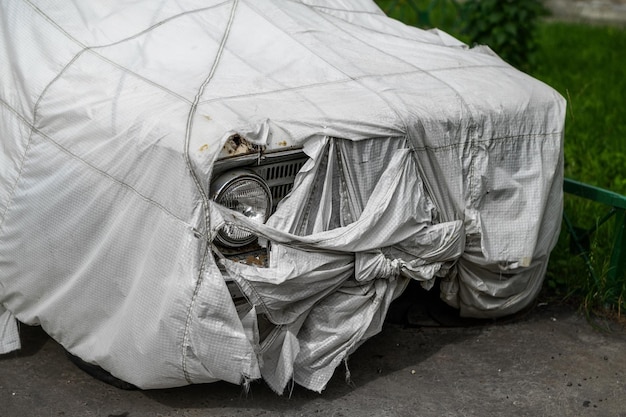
[2,299,626,417]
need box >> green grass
[531,22,626,195]
[530,22,626,315]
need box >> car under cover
[0,0,565,392]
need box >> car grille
[251,157,308,210]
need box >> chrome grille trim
[250,157,308,209]
[212,149,308,211]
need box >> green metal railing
[563,178,626,285]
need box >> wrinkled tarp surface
[0,0,565,392]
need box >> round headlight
[211,170,272,247]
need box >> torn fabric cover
[0,0,565,393]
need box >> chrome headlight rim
[211,170,272,248]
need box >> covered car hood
[0,0,564,392]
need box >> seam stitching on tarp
[286,0,461,47]
[245,1,358,82]
[196,65,510,105]
[289,1,382,16]
[195,65,508,104]
[24,0,235,105]
[307,7,414,134]
[0,50,191,232]
[23,0,88,48]
[0,100,35,233]
[245,0,414,148]
[181,0,239,384]
[1,3,206,231]
[411,131,563,152]
[304,5,485,203]
[7,120,191,227]
[0,35,88,232]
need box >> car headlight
[211,170,272,247]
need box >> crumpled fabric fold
[220,139,464,393]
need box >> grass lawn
[530,21,626,314]
[531,22,626,195]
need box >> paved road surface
[2,301,626,417]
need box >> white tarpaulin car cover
[0,0,565,392]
